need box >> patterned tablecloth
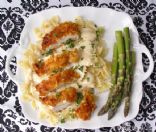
[0,0,156,131]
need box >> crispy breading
[40,87,77,107]
[36,69,80,96]
[42,22,80,50]
[33,49,79,76]
[75,89,96,120]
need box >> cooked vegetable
[123,27,131,97]
[108,31,125,120]
[98,43,118,115]
[98,27,135,119]
[124,51,135,117]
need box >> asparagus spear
[108,31,125,120]
[98,43,118,116]
[124,51,135,117]
[123,27,131,98]
[108,90,123,120]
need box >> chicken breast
[75,89,96,120]
[36,69,80,96]
[33,49,79,76]
[40,87,77,107]
[42,22,80,50]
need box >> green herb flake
[80,46,85,50]
[42,48,53,57]
[77,83,82,88]
[64,39,75,48]
[53,33,58,37]
[81,58,83,60]
[60,118,65,123]
[95,63,101,68]
[76,92,83,105]
[62,49,66,52]
[56,92,61,98]
[87,77,90,81]
[52,69,58,74]
[69,43,75,48]
[78,66,83,72]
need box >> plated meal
[6,7,153,129]
[19,16,111,124]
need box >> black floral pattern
[0,55,18,104]
[121,121,138,132]
[48,4,70,8]
[25,127,37,132]
[99,2,125,11]
[142,53,149,72]
[71,0,99,7]
[120,0,148,15]
[133,16,144,27]
[137,28,154,55]
[0,7,25,51]
[99,127,111,132]
[7,0,12,3]
[9,56,17,75]
[110,126,122,132]
[40,125,55,132]
[0,108,21,132]
[139,122,152,132]
[0,0,156,132]
[146,11,156,39]
[14,97,24,117]
[150,62,156,86]
[136,81,156,121]
[21,0,49,14]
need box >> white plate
[6,7,154,129]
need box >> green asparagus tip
[98,105,109,116]
[108,109,116,120]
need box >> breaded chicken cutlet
[42,22,80,50]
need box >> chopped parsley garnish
[78,66,83,72]
[76,92,83,105]
[60,118,65,123]
[69,43,75,48]
[64,39,75,48]
[62,49,66,52]
[87,77,90,81]
[53,33,58,37]
[77,83,82,88]
[80,46,85,50]
[52,69,58,74]
[42,48,53,57]
[56,92,61,98]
